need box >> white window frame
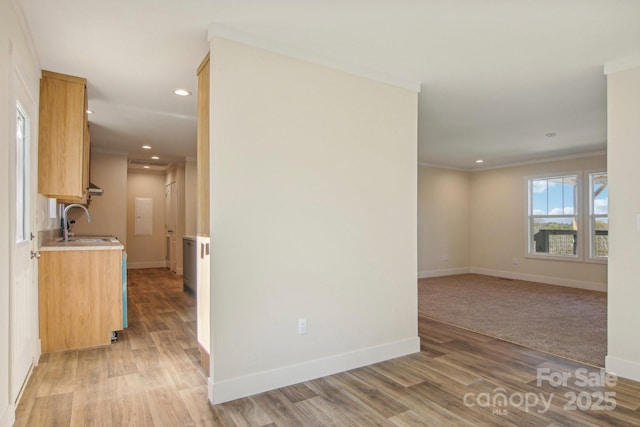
[587,170,608,263]
[15,101,30,244]
[525,172,582,262]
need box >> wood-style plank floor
[15,268,640,426]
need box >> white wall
[71,151,128,246]
[418,165,470,277]
[468,155,608,291]
[1,1,40,425]
[605,64,640,381]
[126,171,167,268]
[209,38,419,403]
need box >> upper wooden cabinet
[38,70,90,202]
[197,53,210,236]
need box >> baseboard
[127,261,168,270]
[208,377,214,404]
[469,267,607,292]
[198,341,210,377]
[0,403,15,427]
[209,336,420,405]
[418,267,470,279]
[606,355,640,382]
[35,339,42,366]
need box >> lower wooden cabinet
[39,250,122,353]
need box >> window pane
[562,178,575,215]
[594,217,608,257]
[16,104,28,243]
[531,179,548,215]
[532,218,576,255]
[590,172,608,258]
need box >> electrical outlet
[513,257,519,265]
[298,318,307,335]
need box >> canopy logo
[462,367,617,416]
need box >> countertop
[40,236,124,252]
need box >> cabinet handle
[31,250,41,260]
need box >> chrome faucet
[62,203,91,241]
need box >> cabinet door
[39,250,122,352]
[38,71,88,201]
[197,53,210,236]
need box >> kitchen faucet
[62,203,91,241]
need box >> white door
[170,182,178,272]
[165,181,178,273]
[9,68,38,403]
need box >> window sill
[525,253,582,263]
[525,253,608,265]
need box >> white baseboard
[35,339,42,366]
[208,377,214,404]
[127,261,168,270]
[469,267,607,292]
[208,336,420,405]
[418,267,470,279]
[0,403,15,427]
[605,355,640,382]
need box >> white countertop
[40,236,124,252]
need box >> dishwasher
[183,236,197,293]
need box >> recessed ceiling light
[142,145,152,150]
[86,109,94,115]
[475,159,484,164]
[546,132,557,138]
[143,165,150,169]
[151,156,160,160]
[173,89,191,96]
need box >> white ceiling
[17,0,640,169]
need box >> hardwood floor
[15,268,640,426]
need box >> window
[528,174,578,257]
[589,172,608,259]
[16,103,29,243]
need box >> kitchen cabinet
[196,52,211,375]
[38,248,122,353]
[197,53,210,236]
[38,70,90,202]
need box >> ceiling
[17,0,640,170]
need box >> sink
[58,236,119,243]
[68,238,111,243]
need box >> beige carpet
[418,274,606,367]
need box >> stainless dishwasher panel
[183,236,197,293]
[122,251,128,328]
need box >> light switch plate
[637,213,640,232]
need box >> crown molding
[471,149,607,172]
[417,162,469,172]
[418,149,607,173]
[208,23,421,93]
